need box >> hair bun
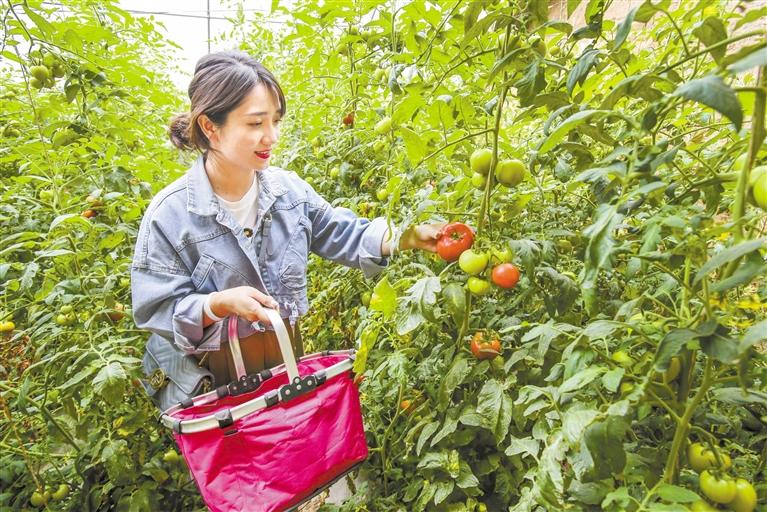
[168,113,192,150]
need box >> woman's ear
[197,114,217,143]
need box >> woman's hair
[168,50,286,151]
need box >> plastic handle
[227,309,300,381]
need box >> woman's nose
[262,123,279,144]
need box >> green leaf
[441,282,466,331]
[476,379,513,444]
[710,258,766,293]
[417,421,440,455]
[654,329,697,370]
[567,48,601,95]
[655,484,701,503]
[559,367,604,395]
[439,356,470,409]
[613,7,637,50]
[370,276,397,319]
[568,0,583,17]
[740,320,767,354]
[634,0,669,23]
[574,416,628,482]
[538,110,609,153]
[399,126,426,165]
[456,460,479,489]
[692,17,728,64]
[727,46,767,74]
[562,407,600,445]
[93,362,126,402]
[711,387,767,406]
[353,324,380,375]
[433,480,454,505]
[396,276,440,335]
[672,75,743,131]
[693,238,765,285]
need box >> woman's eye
[274,118,282,125]
[248,122,262,127]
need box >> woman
[131,50,441,410]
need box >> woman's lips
[255,151,271,159]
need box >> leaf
[656,484,701,503]
[456,460,479,489]
[505,436,540,460]
[538,110,608,153]
[711,387,767,406]
[613,7,637,50]
[653,329,697,370]
[693,238,765,285]
[692,17,728,64]
[93,362,127,402]
[672,76,743,131]
[433,480,454,505]
[438,357,470,409]
[562,408,600,445]
[476,379,513,444]
[567,48,601,95]
[396,276,440,335]
[441,282,466,331]
[634,0,669,23]
[699,322,739,364]
[353,324,379,375]
[740,320,767,354]
[461,12,502,48]
[568,0,583,17]
[559,367,604,395]
[583,320,623,339]
[710,258,767,293]
[601,367,624,393]
[574,416,628,482]
[728,46,767,74]
[399,126,426,164]
[417,421,440,455]
[370,276,397,319]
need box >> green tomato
[470,148,493,176]
[163,448,180,464]
[329,166,340,179]
[376,188,389,201]
[374,117,392,135]
[30,65,50,81]
[492,245,513,263]
[55,313,69,326]
[619,381,634,395]
[51,484,70,501]
[747,165,767,188]
[661,356,681,384]
[30,491,47,507]
[727,478,757,512]
[734,153,748,172]
[470,172,486,189]
[699,470,736,505]
[688,443,717,472]
[360,292,372,307]
[39,189,54,201]
[372,139,386,152]
[59,304,73,314]
[752,173,767,211]
[689,500,718,511]
[466,277,492,296]
[458,249,488,276]
[495,159,525,187]
[611,350,633,366]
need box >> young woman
[131,50,442,410]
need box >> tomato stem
[663,357,713,483]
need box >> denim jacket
[131,154,391,357]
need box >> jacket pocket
[191,253,253,293]
[142,335,214,411]
[279,216,311,291]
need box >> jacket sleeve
[306,186,394,279]
[130,213,223,355]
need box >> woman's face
[207,84,282,172]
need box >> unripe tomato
[491,245,513,263]
[689,500,718,511]
[51,483,70,501]
[611,350,633,366]
[491,263,520,289]
[470,148,493,176]
[374,117,392,135]
[329,166,340,179]
[376,188,389,201]
[30,65,50,81]
[360,292,371,307]
[619,381,634,395]
[163,448,180,464]
[55,313,69,326]
[699,470,736,504]
[436,222,474,262]
[372,139,386,152]
[458,249,488,275]
[470,331,501,360]
[752,173,767,211]
[495,159,526,187]
[470,172,487,189]
[726,478,757,512]
[467,277,491,296]
[30,491,47,507]
[60,304,73,314]
[688,443,730,472]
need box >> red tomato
[436,222,474,262]
[491,263,520,289]
[470,331,501,360]
[342,112,354,126]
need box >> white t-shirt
[215,174,259,235]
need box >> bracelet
[204,294,225,322]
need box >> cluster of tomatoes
[687,442,756,512]
[436,222,520,296]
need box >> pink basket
[159,309,367,512]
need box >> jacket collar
[186,154,287,216]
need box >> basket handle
[227,309,300,382]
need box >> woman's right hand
[207,286,279,325]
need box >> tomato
[752,173,767,211]
[619,381,634,395]
[51,483,70,501]
[528,35,546,55]
[30,65,50,81]
[470,331,501,360]
[108,303,125,322]
[399,399,412,412]
[699,471,736,504]
[689,500,718,511]
[495,159,525,187]
[491,263,520,289]
[491,245,513,263]
[688,443,730,472]
[329,166,340,178]
[376,188,389,201]
[611,350,634,366]
[374,117,392,135]
[470,172,486,189]
[163,448,180,464]
[470,148,493,175]
[342,112,354,126]
[81,209,97,218]
[372,139,386,152]
[458,249,488,275]
[748,165,767,187]
[0,320,14,332]
[467,277,492,296]
[436,222,474,262]
[660,356,681,384]
[360,292,371,307]
[353,374,365,386]
[726,478,757,512]
[30,491,47,507]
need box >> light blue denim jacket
[131,154,391,357]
